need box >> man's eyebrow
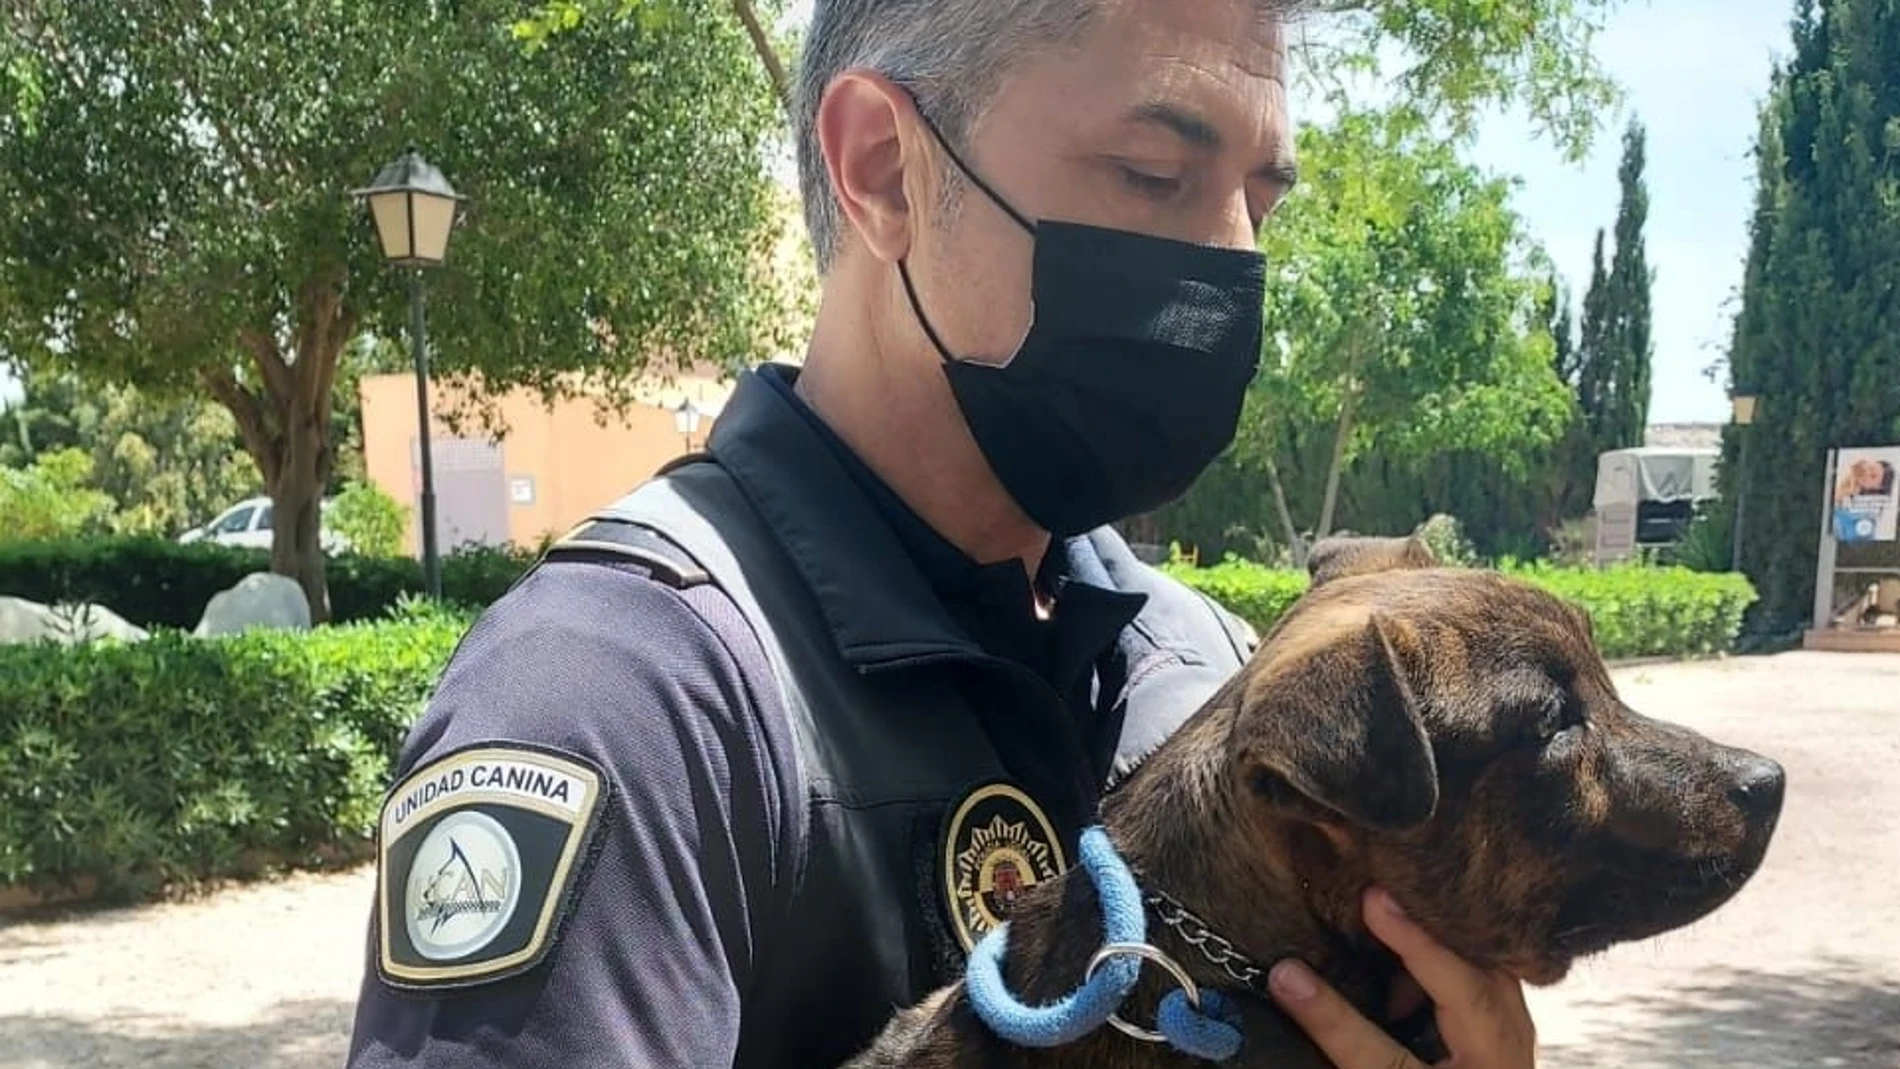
[1124,101,1300,186]
[1126,101,1224,149]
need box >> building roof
[1644,422,1724,450]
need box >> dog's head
[1227,537,1784,984]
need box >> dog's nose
[1728,756,1786,819]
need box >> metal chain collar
[1142,885,1269,993]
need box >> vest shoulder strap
[581,462,818,741]
[544,516,713,589]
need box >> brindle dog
[846,537,1785,1068]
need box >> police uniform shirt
[755,365,1148,812]
[345,362,1254,1069]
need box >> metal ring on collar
[1083,941,1202,1044]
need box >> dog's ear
[1229,613,1439,832]
[1305,535,1437,589]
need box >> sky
[1457,0,1797,424]
[0,0,1796,426]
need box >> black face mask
[899,109,1267,538]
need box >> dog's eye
[1526,695,1586,746]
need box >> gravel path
[2,650,1895,1068]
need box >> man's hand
[1266,887,1537,1068]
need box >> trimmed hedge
[0,600,470,902]
[0,538,1756,904]
[1167,556,1759,661]
[0,536,534,628]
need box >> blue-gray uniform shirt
[345,362,1251,1067]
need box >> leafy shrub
[1660,500,1736,574]
[325,480,409,557]
[1506,560,1757,659]
[0,601,471,901]
[0,536,269,628]
[1165,556,1757,661]
[1162,553,1310,634]
[0,536,536,628]
[1413,513,1479,567]
[0,448,116,541]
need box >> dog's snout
[1727,756,1786,819]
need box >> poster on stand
[1831,446,1900,543]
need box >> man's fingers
[1362,887,1493,1012]
[1268,959,1423,1069]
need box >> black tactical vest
[555,371,1256,1067]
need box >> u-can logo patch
[941,781,1067,953]
[375,743,606,990]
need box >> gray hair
[793,0,1301,274]
[793,0,1094,274]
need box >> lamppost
[352,147,466,600]
[674,398,702,453]
[1730,392,1759,573]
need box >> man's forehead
[989,3,1287,141]
[1102,0,1290,77]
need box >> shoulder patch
[940,781,1068,953]
[375,743,608,991]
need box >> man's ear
[1228,613,1438,833]
[815,69,930,264]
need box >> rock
[193,572,313,637]
[0,595,149,645]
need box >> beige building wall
[357,369,734,556]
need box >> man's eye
[1119,166,1182,198]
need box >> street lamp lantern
[675,398,702,452]
[1731,393,1758,426]
[674,398,702,436]
[352,147,466,267]
[352,146,467,602]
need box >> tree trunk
[202,276,354,626]
[729,0,790,114]
[1262,453,1305,568]
[270,438,332,625]
[1316,343,1366,541]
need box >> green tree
[326,480,409,557]
[1556,119,1654,524]
[0,0,794,621]
[528,1,1630,163]
[1231,106,1573,556]
[0,447,115,541]
[1720,0,1900,628]
[1295,0,1626,165]
[1601,118,1654,449]
[0,369,256,536]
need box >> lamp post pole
[675,398,702,454]
[410,271,441,600]
[353,145,464,602]
[1731,394,1758,574]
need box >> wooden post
[1812,448,1840,630]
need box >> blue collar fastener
[963,825,1246,1060]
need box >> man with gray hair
[345,2,1537,1067]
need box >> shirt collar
[704,363,1145,673]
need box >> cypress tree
[1606,119,1654,449]
[1577,229,1613,447]
[1724,0,1900,630]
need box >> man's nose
[1213,189,1258,252]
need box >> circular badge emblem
[942,782,1067,952]
[403,809,523,962]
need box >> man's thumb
[1269,960,1424,1069]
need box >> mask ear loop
[907,102,1037,235]
[896,85,1039,369]
[897,258,960,365]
